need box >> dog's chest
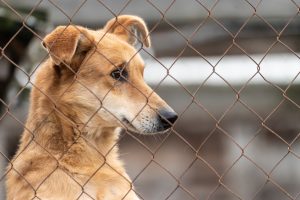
[78,184,97,200]
[80,183,140,200]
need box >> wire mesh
[1,0,300,199]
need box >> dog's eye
[110,68,128,81]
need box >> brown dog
[6,15,177,200]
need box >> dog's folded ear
[42,25,93,71]
[103,15,151,48]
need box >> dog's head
[42,15,177,134]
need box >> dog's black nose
[158,109,178,129]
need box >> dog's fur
[6,15,177,200]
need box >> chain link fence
[1,0,300,199]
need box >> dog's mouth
[121,117,171,135]
[121,117,138,133]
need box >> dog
[6,15,178,200]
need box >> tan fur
[6,15,175,200]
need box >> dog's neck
[21,88,121,159]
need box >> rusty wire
[1,0,300,199]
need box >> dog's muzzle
[120,108,178,134]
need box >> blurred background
[1,0,300,199]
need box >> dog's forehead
[93,30,134,52]
[89,29,144,65]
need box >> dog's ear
[103,15,151,48]
[42,25,93,71]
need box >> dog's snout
[158,109,178,129]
